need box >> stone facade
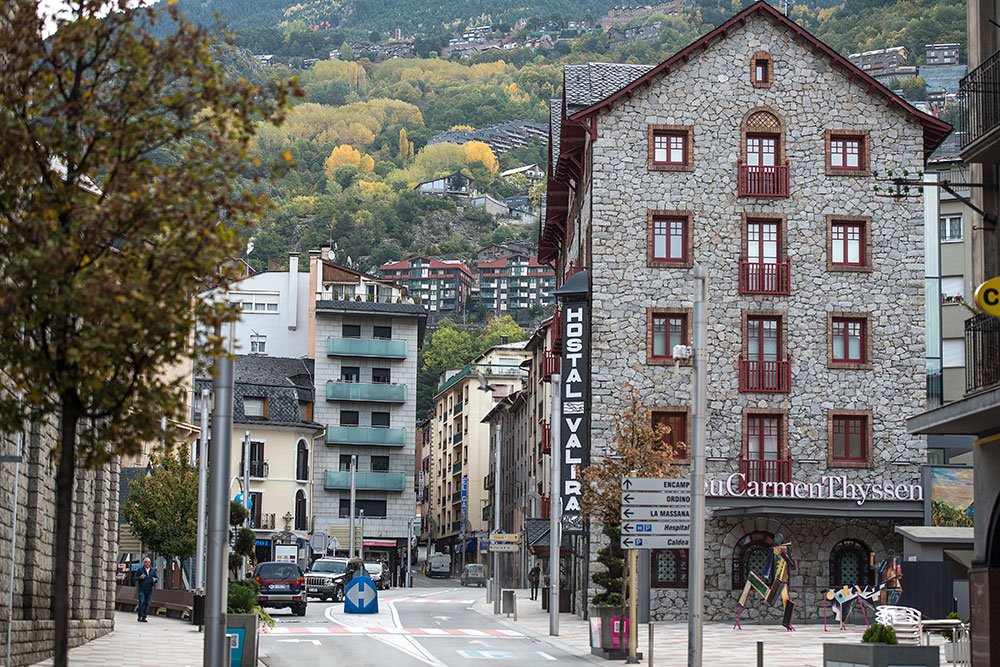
[0,415,117,666]
[543,3,947,622]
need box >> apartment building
[907,0,1000,659]
[195,356,324,565]
[428,342,529,565]
[926,43,962,66]
[542,0,950,620]
[847,45,910,72]
[377,256,475,316]
[310,257,426,571]
[478,254,555,314]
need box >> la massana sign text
[707,473,924,505]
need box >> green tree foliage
[120,445,199,575]
[0,2,296,663]
[900,76,928,101]
[475,315,527,350]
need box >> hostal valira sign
[560,301,589,533]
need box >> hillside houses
[428,120,547,155]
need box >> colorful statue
[878,550,903,606]
[734,534,797,631]
[822,550,904,630]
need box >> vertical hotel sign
[560,300,589,533]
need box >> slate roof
[315,299,427,316]
[549,99,562,166]
[525,517,572,549]
[564,63,654,114]
[194,355,323,431]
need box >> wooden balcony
[541,420,551,454]
[739,259,790,294]
[739,355,791,393]
[542,350,560,382]
[738,455,791,487]
[738,161,789,197]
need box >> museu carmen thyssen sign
[706,473,924,505]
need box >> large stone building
[541,0,950,621]
[0,413,118,665]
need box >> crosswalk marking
[263,626,524,638]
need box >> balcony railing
[739,355,791,393]
[251,513,275,530]
[453,432,463,444]
[541,420,551,455]
[540,494,550,519]
[436,363,526,396]
[739,259,790,294]
[248,461,268,478]
[324,471,407,491]
[542,350,560,382]
[326,425,406,447]
[738,162,790,197]
[966,313,1000,393]
[959,49,1000,150]
[738,455,791,487]
[452,461,462,474]
[453,403,463,416]
[327,336,407,359]
[551,306,562,353]
[326,381,406,403]
[451,491,462,502]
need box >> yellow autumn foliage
[463,141,498,174]
[359,155,375,173]
[324,145,361,178]
[357,180,390,195]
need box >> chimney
[287,252,299,331]
[307,249,322,359]
[500,335,509,345]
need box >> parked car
[254,561,307,616]
[305,558,349,601]
[364,561,389,590]
[460,563,486,587]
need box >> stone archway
[719,516,796,582]
[817,524,886,565]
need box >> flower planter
[822,643,939,667]
[539,587,570,612]
[226,613,259,667]
[588,606,640,661]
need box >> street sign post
[621,478,692,492]
[620,506,690,520]
[621,521,690,534]
[490,533,519,542]
[619,477,692,552]
[489,543,520,553]
[620,535,691,549]
[344,576,379,614]
[621,490,691,505]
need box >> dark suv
[305,558,349,601]
[254,562,307,616]
[364,561,389,590]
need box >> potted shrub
[226,579,274,667]
[823,622,940,667]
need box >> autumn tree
[580,388,681,611]
[324,144,362,177]
[0,1,296,663]
[120,444,199,587]
[464,140,499,174]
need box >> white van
[427,553,451,578]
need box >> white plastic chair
[875,605,923,644]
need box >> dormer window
[751,51,772,88]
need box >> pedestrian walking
[133,557,158,622]
[528,563,541,600]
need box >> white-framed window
[230,291,279,313]
[250,334,266,354]
[940,215,962,242]
[941,276,965,303]
[943,339,966,368]
[244,397,266,417]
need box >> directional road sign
[620,506,690,521]
[489,543,520,553]
[490,533,519,542]
[621,521,690,535]
[621,490,691,506]
[344,575,379,614]
[620,535,691,549]
[621,477,692,492]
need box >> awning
[363,539,397,548]
[944,549,974,570]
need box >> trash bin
[501,589,515,615]
[192,593,205,627]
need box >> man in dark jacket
[133,557,158,622]
[528,564,541,600]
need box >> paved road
[259,574,591,666]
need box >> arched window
[829,539,873,588]
[652,549,689,589]
[296,441,309,481]
[739,110,787,196]
[732,531,774,589]
[294,489,307,532]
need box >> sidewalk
[475,588,955,667]
[32,612,202,666]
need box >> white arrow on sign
[621,535,691,549]
[620,506,690,520]
[621,521,691,535]
[622,477,691,492]
[347,579,374,609]
[621,490,691,505]
[277,639,322,645]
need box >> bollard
[757,641,763,667]
[513,592,517,622]
[648,622,653,666]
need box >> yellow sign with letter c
[974,277,1000,317]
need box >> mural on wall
[734,533,797,631]
[926,466,974,527]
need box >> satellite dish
[328,249,336,260]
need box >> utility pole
[549,373,561,636]
[493,420,502,614]
[205,349,234,667]
[196,389,209,591]
[688,266,708,667]
[241,431,250,579]
[628,547,639,663]
[348,455,357,559]
[359,509,365,560]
